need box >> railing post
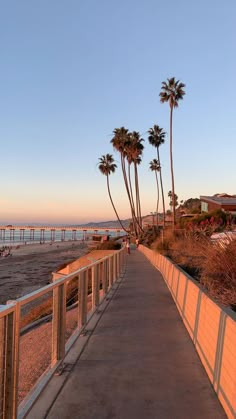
[108,257,113,288]
[116,253,119,280]
[78,271,88,329]
[122,247,125,271]
[117,252,120,279]
[52,283,66,366]
[99,262,104,294]
[13,303,20,419]
[0,307,19,419]
[0,317,4,417]
[102,260,108,295]
[92,265,99,309]
[113,254,117,283]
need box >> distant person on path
[135,238,139,248]
[126,241,130,254]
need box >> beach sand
[0,240,91,305]
[0,240,123,407]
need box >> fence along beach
[0,240,90,305]
[0,224,125,304]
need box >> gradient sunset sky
[1,0,235,224]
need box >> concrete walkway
[28,249,226,419]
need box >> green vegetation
[178,209,231,233]
[168,190,178,211]
[179,198,201,213]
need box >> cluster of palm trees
[98,128,144,237]
[98,77,185,237]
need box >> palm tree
[148,125,166,227]
[149,159,161,225]
[111,127,144,237]
[98,154,128,233]
[168,190,178,212]
[128,131,144,232]
[160,77,185,227]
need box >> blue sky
[0,0,235,224]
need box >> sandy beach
[0,240,91,305]
[0,240,118,406]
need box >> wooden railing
[139,245,236,419]
[0,246,126,419]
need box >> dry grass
[97,239,121,250]
[200,239,236,307]
[151,229,236,309]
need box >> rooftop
[200,194,236,206]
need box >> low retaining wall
[139,245,236,419]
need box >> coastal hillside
[76,214,157,229]
[77,219,130,229]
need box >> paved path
[29,249,226,419]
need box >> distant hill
[75,214,158,229]
[75,219,130,229]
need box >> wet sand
[0,241,91,305]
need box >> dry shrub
[151,228,175,255]
[97,240,121,250]
[200,239,236,307]
[152,229,209,276]
[152,227,236,309]
[171,233,210,278]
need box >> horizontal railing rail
[0,246,126,419]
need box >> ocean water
[0,228,123,247]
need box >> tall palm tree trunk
[170,105,176,227]
[106,175,129,234]
[128,163,141,236]
[155,170,159,225]
[128,163,136,219]
[121,155,138,236]
[120,155,142,235]
[134,163,143,234]
[157,148,165,227]
[134,164,139,225]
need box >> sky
[0,0,236,224]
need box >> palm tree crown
[148,125,165,149]
[159,77,185,108]
[126,131,144,163]
[149,159,160,172]
[98,154,117,176]
[149,159,161,226]
[111,127,130,154]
